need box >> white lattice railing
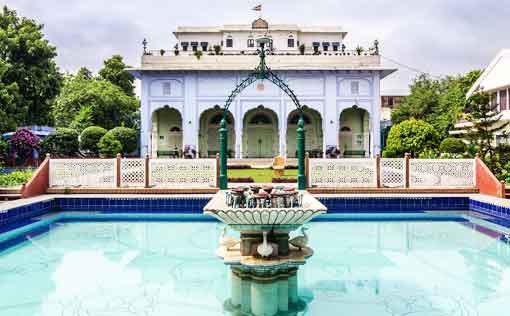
[120,159,145,187]
[309,158,377,187]
[381,158,405,188]
[49,158,217,188]
[149,159,217,187]
[49,159,117,188]
[410,159,475,187]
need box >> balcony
[138,52,385,72]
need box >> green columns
[297,115,306,190]
[219,117,228,189]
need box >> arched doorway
[243,107,279,158]
[339,106,370,157]
[151,107,183,157]
[287,108,323,158]
[199,108,235,158]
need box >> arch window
[288,113,311,125]
[170,126,182,132]
[249,113,272,125]
[226,36,233,48]
[288,35,295,48]
[247,38,255,48]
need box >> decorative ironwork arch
[218,38,307,190]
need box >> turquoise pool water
[1,218,510,316]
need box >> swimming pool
[1,215,509,316]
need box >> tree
[40,128,79,157]
[80,126,107,155]
[465,90,508,167]
[98,133,123,158]
[384,119,440,157]
[0,6,62,126]
[0,60,19,133]
[98,55,135,96]
[391,71,481,138]
[76,67,93,80]
[52,76,139,131]
[106,127,138,154]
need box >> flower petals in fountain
[204,189,326,226]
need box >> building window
[312,42,320,53]
[191,42,198,52]
[162,82,171,96]
[500,89,507,111]
[491,92,498,111]
[332,42,340,51]
[288,36,295,48]
[247,38,254,48]
[322,42,330,51]
[226,37,233,48]
[181,42,189,51]
[200,42,208,51]
[350,81,360,95]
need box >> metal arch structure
[219,39,307,190]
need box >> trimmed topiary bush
[439,137,467,154]
[40,128,79,157]
[80,126,107,155]
[98,133,123,158]
[106,127,138,155]
[385,119,440,157]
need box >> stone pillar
[241,276,251,314]
[140,74,151,157]
[235,118,243,159]
[231,270,241,307]
[183,73,198,152]
[278,279,289,312]
[279,117,287,158]
[288,273,298,305]
[251,280,278,316]
[371,74,382,156]
[324,73,339,151]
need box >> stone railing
[49,155,218,188]
[308,156,476,188]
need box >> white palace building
[130,19,396,159]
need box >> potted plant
[299,44,305,55]
[355,46,364,55]
[194,50,203,60]
[213,45,221,55]
[208,47,214,55]
[160,49,165,56]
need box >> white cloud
[6,0,510,93]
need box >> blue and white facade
[131,19,396,158]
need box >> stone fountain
[204,185,327,316]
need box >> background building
[452,49,510,144]
[130,19,396,158]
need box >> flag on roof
[252,4,262,11]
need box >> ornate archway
[243,107,279,158]
[199,108,235,158]
[219,37,307,189]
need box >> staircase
[0,188,22,202]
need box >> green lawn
[228,168,298,183]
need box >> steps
[0,187,22,202]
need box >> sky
[5,0,510,94]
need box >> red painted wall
[21,156,50,198]
[475,157,504,198]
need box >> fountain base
[224,266,308,316]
